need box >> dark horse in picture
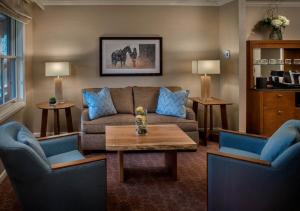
[111,46,132,68]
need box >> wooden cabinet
[246,40,300,136]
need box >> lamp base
[200,75,211,101]
[54,77,64,103]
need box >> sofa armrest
[186,107,196,120]
[40,134,79,157]
[219,130,268,154]
[81,108,90,121]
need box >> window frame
[0,15,25,122]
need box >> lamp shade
[192,60,220,75]
[45,62,70,77]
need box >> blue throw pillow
[260,123,300,162]
[17,127,48,163]
[156,87,189,118]
[83,87,117,120]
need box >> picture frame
[99,37,162,76]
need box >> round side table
[37,101,74,137]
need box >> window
[0,13,24,120]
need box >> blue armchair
[208,120,300,211]
[0,121,106,211]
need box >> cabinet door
[263,92,295,135]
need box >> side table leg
[203,105,208,146]
[40,109,48,137]
[54,109,60,135]
[209,105,213,133]
[118,151,124,182]
[165,151,177,180]
[65,107,73,132]
[220,105,228,129]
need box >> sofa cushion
[82,114,135,133]
[260,121,300,162]
[147,113,197,132]
[82,87,134,114]
[220,146,260,159]
[83,87,117,120]
[47,150,84,165]
[133,86,182,113]
[110,87,134,114]
[17,127,48,163]
[156,87,189,118]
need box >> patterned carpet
[0,142,218,211]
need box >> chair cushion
[260,121,300,162]
[156,87,189,118]
[82,114,135,133]
[220,146,260,159]
[147,113,198,132]
[83,87,117,120]
[133,86,182,113]
[47,150,84,165]
[17,127,48,162]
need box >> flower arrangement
[135,106,147,135]
[256,15,290,40]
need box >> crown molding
[41,0,235,7]
[247,1,300,7]
[34,0,45,9]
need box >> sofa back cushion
[260,120,300,162]
[82,87,134,114]
[133,86,182,113]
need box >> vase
[269,28,283,40]
[135,114,147,136]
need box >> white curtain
[0,0,32,23]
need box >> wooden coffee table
[106,124,197,182]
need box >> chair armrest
[219,129,269,139]
[39,133,80,157]
[219,130,268,154]
[186,107,196,120]
[51,155,106,170]
[207,150,270,167]
[38,132,81,141]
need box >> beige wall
[30,6,220,133]
[219,0,239,130]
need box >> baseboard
[0,170,7,184]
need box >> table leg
[192,101,198,119]
[40,109,48,137]
[53,109,60,135]
[209,105,213,132]
[165,151,177,180]
[220,105,228,129]
[118,151,124,182]
[203,105,208,146]
[65,107,73,132]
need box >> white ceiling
[38,0,300,7]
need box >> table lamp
[192,60,220,100]
[45,62,70,103]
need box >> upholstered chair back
[0,121,51,182]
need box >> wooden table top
[36,101,74,110]
[189,97,232,105]
[105,124,197,151]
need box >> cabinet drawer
[263,108,294,136]
[263,92,294,109]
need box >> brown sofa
[81,86,199,150]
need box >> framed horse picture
[99,37,162,76]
